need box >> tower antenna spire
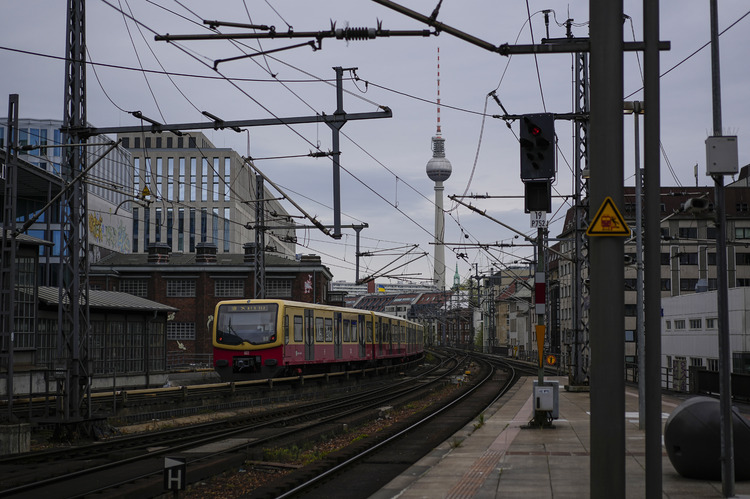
[436,47,442,136]
[426,46,452,290]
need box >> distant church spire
[453,262,460,289]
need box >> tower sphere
[426,136,452,182]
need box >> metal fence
[166,352,213,370]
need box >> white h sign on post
[164,456,186,491]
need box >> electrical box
[705,136,739,175]
[533,380,560,419]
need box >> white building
[662,287,750,389]
[117,131,296,259]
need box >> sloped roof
[37,286,177,312]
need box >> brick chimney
[300,254,322,264]
[195,242,218,263]
[147,243,170,264]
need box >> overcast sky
[1,1,749,286]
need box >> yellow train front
[212,299,424,381]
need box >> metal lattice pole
[59,0,91,421]
[253,173,266,299]
[1,94,19,422]
[571,50,590,385]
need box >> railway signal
[520,113,555,181]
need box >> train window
[284,315,289,345]
[315,317,324,342]
[351,320,357,342]
[294,316,303,342]
[325,318,333,342]
[343,320,350,341]
[366,321,373,342]
[215,303,279,346]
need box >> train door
[358,314,366,358]
[304,308,314,361]
[367,317,374,359]
[334,312,343,359]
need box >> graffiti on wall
[88,211,132,260]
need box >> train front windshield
[216,303,279,346]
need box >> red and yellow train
[212,299,425,381]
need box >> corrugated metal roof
[2,230,53,246]
[38,286,178,312]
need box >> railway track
[0,352,465,498]
[0,358,428,425]
[247,353,517,499]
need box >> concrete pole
[433,180,446,288]
[589,0,625,496]
[643,0,663,494]
[709,0,735,495]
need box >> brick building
[90,244,333,360]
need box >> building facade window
[14,256,36,349]
[190,158,197,201]
[689,318,702,329]
[120,279,149,298]
[156,157,163,199]
[167,322,196,340]
[674,319,686,330]
[201,158,208,202]
[223,207,230,252]
[678,252,698,265]
[213,157,219,201]
[155,207,162,243]
[144,206,151,249]
[266,279,292,298]
[167,157,174,201]
[706,317,717,329]
[680,279,698,291]
[678,227,697,239]
[212,207,219,243]
[215,279,244,297]
[166,279,196,297]
[178,208,185,252]
[133,157,140,196]
[178,158,185,201]
[167,208,174,250]
[224,158,231,201]
[201,207,208,243]
[189,208,196,252]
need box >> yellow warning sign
[586,196,631,236]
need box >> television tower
[426,47,452,289]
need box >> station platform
[372,376,750,499]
